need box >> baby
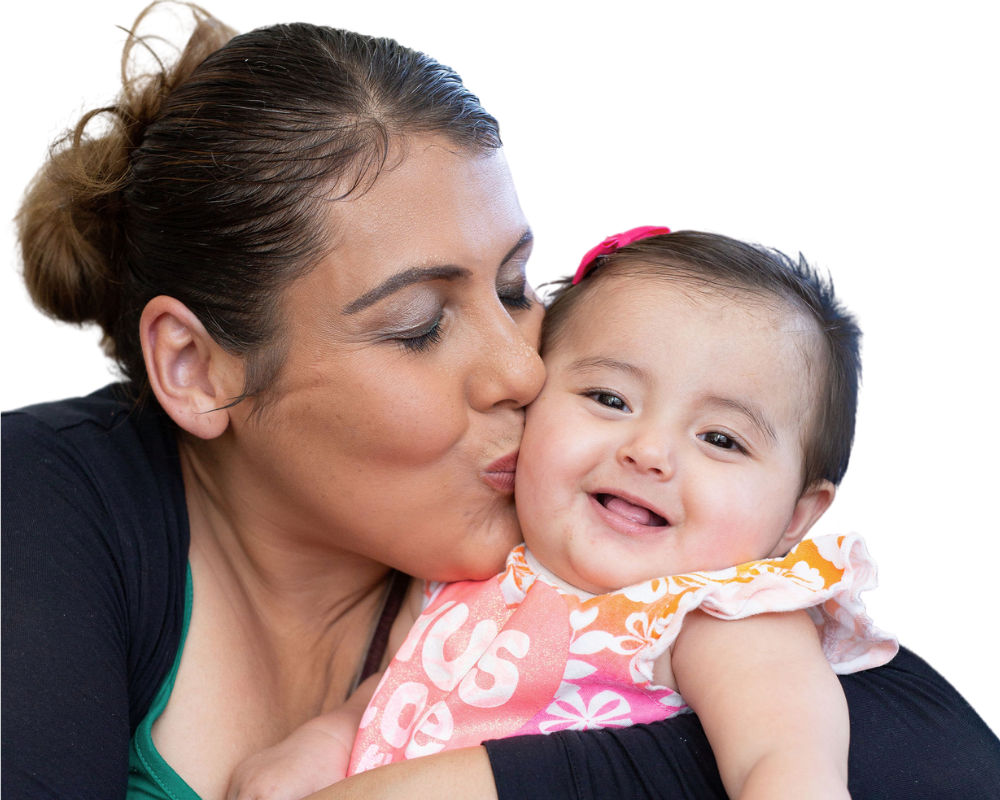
[230,228,897,800]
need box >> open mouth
[595,493,668,527]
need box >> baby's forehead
[565,270,817,346]
[550,273,824,424]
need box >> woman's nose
[467,299,546,412]
[619,429,675,479]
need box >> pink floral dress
[348,534,897,775]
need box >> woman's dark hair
[16,1,501,407]
[541,231,862,491]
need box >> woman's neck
[178,433,391,710]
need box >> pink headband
[572,225,673,284]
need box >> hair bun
[15,1,234,357]
[114,0,240,112]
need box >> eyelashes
[499,289,532,311]
[581,391,752,456]
[698,430,748,454]
[396,316,443,353]
[394,284,532,354]
[585,389,631,413]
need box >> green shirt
[127,566,201,800]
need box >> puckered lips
[589,489,669,536]
[482,450,518,494]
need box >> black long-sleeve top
[4,387,999,798]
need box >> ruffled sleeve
[626,534,898,681]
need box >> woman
[3,5,998,799]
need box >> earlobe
[140,296,244,439]
[773,480,837,555]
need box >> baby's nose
[619,434,674,479]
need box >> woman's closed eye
[392,282,529,354]
[497,274,532,311]
[395,314,444,353]
[389,271,531,354]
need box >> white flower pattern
[540,689,633,732]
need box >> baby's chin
[520,534,637,595]
[583,567,664,594]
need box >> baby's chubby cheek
[514,395,566,537]
[691,484,795,569]
[513,402,548,523]
[513,391,596,568]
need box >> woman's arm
[305,641,1000,800]
[2,402,189,799]
[3,413,134,797]
[308,611,846,800]
[305,747,497,800]
[485,645,1000,800]
[669,610,849,800]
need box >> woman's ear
[771,480,837,556]
[140,296,245,439]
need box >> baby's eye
[700,431,740,451]
[586,391,631,413]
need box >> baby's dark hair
[541,231,862,491]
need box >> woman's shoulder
[3,380,189,573]
[2,384,190,729]
[5,382,159,448]
[3,385,192,790]
[3,383,184,509]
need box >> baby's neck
[523,546,597,601]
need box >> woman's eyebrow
[343,266,471,315]
[343,228,532,315]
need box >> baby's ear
[772,480,836,555]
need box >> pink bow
[573,224,673,285]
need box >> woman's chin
[422,505,522,583]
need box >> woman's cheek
[353,377,469,466]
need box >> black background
[0,0,976,716]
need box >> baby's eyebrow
[567,357,650,385]
[705,396,778,446]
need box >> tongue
[604,495,658,526]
